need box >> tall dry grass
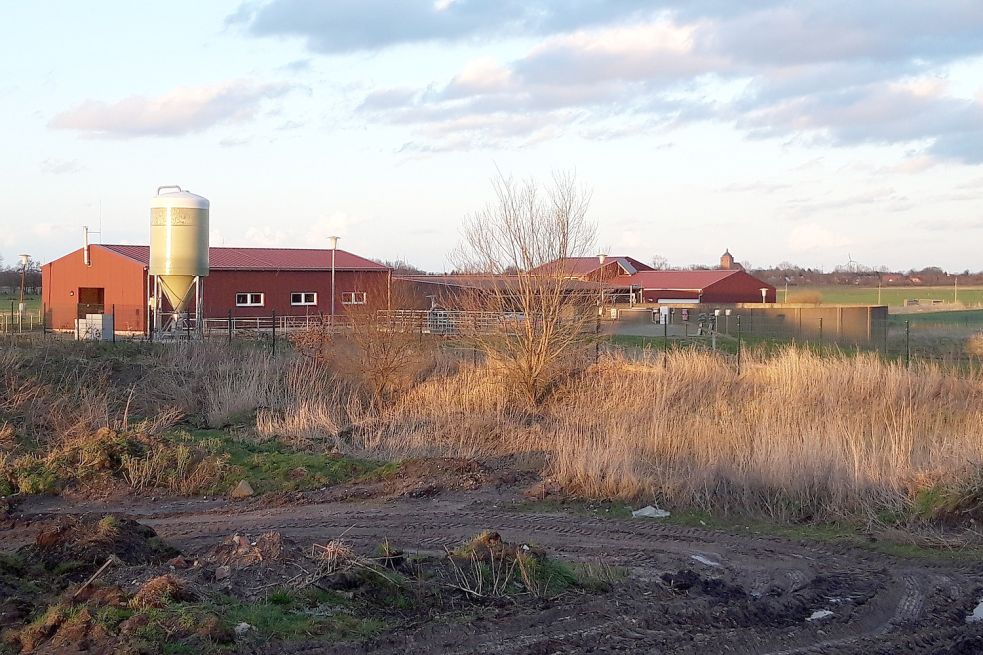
[194,344,983,519]
[7,339,981,519]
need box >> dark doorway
[77,287,105,317]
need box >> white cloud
[50,81,294,138]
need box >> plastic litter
[807,610,834,622]
[631,505,670,519]
[235,622,254,636]
[690,554,721,568]
[967,599,983,623]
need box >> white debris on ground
[966,599,983,623]
[632,505,670,518]
[807,610,834,622]
[690,554,721,568]
[235,622,254,636]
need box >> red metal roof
[608,269,746,290]
[530,256,654,277]
[99,244,388,271]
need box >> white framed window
[342,291,367,305]
[235,292,264,307]
[291,292,317,306]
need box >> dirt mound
[195,531,306,598]
[208,531,286,568]
[21,515,178,578]
[382,457,490,498]
[130,574,195,608]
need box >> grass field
[888,309,983,327]
[785,285,983,307]
[0,292,41,314]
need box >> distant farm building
[608,269,776,304]
[529,256,776,304]
[41,244,389,334]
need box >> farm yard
[1,337,982,653]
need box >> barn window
[291,292,317,306]
[342,291,367,305]
[235,292,264,307]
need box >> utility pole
[596,253,606,364]
[329,236,340,328]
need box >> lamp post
[596,254,606,363]
[760,287,768,304]
[18,254,29,315]
[597,253,607,312]
[328,236,339,326]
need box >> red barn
[608,269,777,304]
[42,244,390,334]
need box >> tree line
[0,256,41,294]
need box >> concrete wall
[606,302,888,346]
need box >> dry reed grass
[207,344,983,519]
[6,339,982,520]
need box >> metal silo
[149,186,209,336]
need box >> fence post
[663,314,669,369]
[736,315,742,375]
[272,310,277,358]
[228,309,233,344]
[905,320,910,368]
[41,303,46,336]
[595,310,600,364]
[818,317,823,347]
[112,304,116,344]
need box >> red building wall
[42,245,391,333]
[41,246,148,332]
[201,269,390,319]
[702,271,777,303]
[637,272,777,304]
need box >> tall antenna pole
[329,236,340,326]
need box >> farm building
[41,244,390,334]
[607,269,776,304]
[529,256,653,280]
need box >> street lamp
[328,236,339,326]
[597,253,607,313]
[18,254,29,314]
[760,287,769,304]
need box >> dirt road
[4,492,982,654]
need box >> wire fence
[7,303,982,370]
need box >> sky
[1,0,982,273]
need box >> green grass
[888,309,983,327]
[0,293,41,314]
[786,285,983,307]
[173,429,391,495]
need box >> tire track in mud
[5,496,982,654]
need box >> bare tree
[650,254,670,270]
[292,276,433,406]
[451,171,598,405]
